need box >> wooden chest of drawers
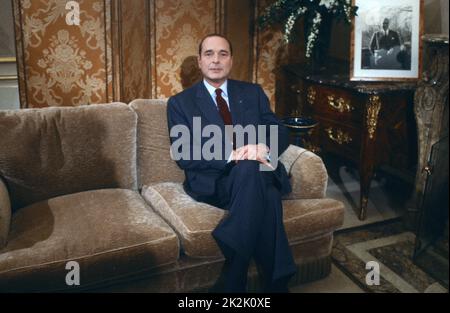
[278,64,418,220]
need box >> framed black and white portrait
[350,0,423,81]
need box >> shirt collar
[203,79,228,98]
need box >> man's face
[383,20,389,31]
[198,36,233,87]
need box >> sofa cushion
[279,145,328,199]
[141,182,344,258]
[129,99,185,188]
[0,103,138,211]
[282,199,345,242]
[142,183,226,258]
[0,178,11,248]
[0,189,179,292]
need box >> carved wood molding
[413,34,449,209]
[11,0,27,108]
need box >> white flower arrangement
[259,0,358,59]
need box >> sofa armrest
[279,145,328,200]
[0,177,11,248]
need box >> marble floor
[290,222,448,293]
[324,156,412,230]
[289,156,448,293]
[331,221,448,293]
[290,264,365,293]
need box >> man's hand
[231,144,273,169]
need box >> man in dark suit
[370,18,402,54]
[369,18,407,69]
[167,34,297,292]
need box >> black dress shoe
[264,283,290,293]
[264,276,291,293]
[209,260,230,293]
[209,255,249,293]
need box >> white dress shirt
[203,79,230,110]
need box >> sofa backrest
[0,103,138,211]
[129,99,184,188]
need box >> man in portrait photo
[369,17,410,70]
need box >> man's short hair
[198,33,233,56]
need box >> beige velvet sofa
[0,99,344,292]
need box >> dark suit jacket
[167,79,291,202]
[370,29,401,53]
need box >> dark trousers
[205,160,297,292]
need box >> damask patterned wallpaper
[13,0,115,108]
[154,0,217,99]
[13,0,300,112]
[149,0,299,110]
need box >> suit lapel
[227,80,244,126]
[195,80,246,127]
[195,82,225,127]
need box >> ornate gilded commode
[278,64,418,220]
